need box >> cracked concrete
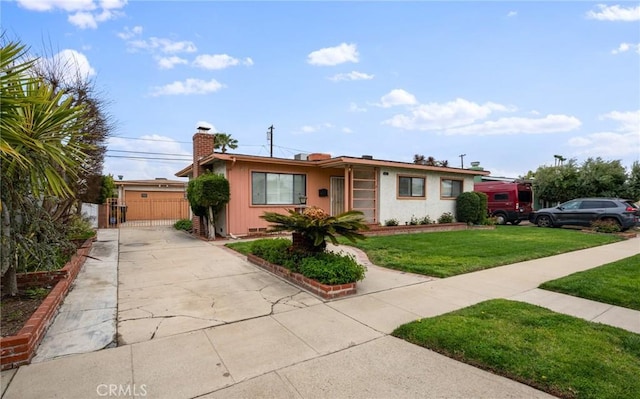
[117,228,323,345]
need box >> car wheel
[511,220,521,225]
[536,215,552,228]
[494,213,507,225]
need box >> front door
[330,177,345,216]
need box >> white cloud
[105,134,190,180]
[128,37,197,54]
[17,0,95,12]
[296,123,334,134]
[611,42,640,54]
[157,56,188,69]
[150,78,225,96]
[568,131,640,157]
[117,25,143,40]
[35,49,96,84]
[342,127,353,134]
[349,102,367,112]
[193,54,253,70]
[600,110,640,132]
[379,89,418,108]
[307,43,359,66]
[586,4,640,22]
[444,114,582,136]
[383,98,514,130]
[329,71,374,82]
[68,12,98,29]
[19,0,127,28]
[568,110,639,159]
[507,11,518,17]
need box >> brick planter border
[363,222,485,236]
[1,238,93,370]
[246,254,356,300]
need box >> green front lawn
[343,227,621,277]
[540,254,640,311]
[393,299,640,399]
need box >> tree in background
[532,158,640,205]
[214,133,238,153]
[1,40,92,295]
[413,154,449,167]
[186,172,230,240]
[32,44,113,222]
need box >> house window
[141,193,148,198]
[251,172,306,205]
[441,179,463,198]
[398,176,425,198]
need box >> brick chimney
[191,126,215,237]
[192,126,215,179]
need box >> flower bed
[247,254,356,300]
[0,238,93,370]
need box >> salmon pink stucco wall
[223,159,345,236]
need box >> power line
[108,149,191,157]
[111,136,191,144]
[105,155,190,161]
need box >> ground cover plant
[392,299,640,399]
[342,226,621,277]
[539,254,640,311]
[226,238,366,285]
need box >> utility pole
[459,154,466,169]
[267,125,274,157]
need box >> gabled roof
[175,152,490,177]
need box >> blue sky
[4,1,640,180]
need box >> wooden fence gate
[99,198,190,228]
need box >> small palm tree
[214,133,238,153]
[261,206,369,253]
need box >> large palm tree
[214,133,238,153]
[1,40,90,295]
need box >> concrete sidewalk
[2,228,638,399]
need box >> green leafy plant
[418,215,433,225]
[173,219,193,231]
[409,215,419,225]
[66,215,96,241]
[437,212,455,224]
[186,172,230,239]
[246,238,366,284]
[384,218,400,226]
[590,219,622,233]
[456,191,487,225]
[25,287,49,300]
[261,207,368,253]
[298,252,366,285]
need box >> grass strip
[540,254,640,310]
[392,299,640,399]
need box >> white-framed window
[441,178,463,198]
[398,176,425,198]
[251,172,306,205]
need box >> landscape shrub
[66,214,96,240]
[384,218,400,226]
[438,212,455,224]
[456,192,487,224]
[409,215,419,225]
[419,215,433,225]
[298,252,366,285]
[248,238,366,284]
[173,219,193,231]
[591,219,622,233]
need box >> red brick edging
[0,239,94,370]
[246,254,356,300]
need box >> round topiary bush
[456,192,480,224]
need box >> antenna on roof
[267,125,274,157]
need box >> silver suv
[529,198,639,230]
